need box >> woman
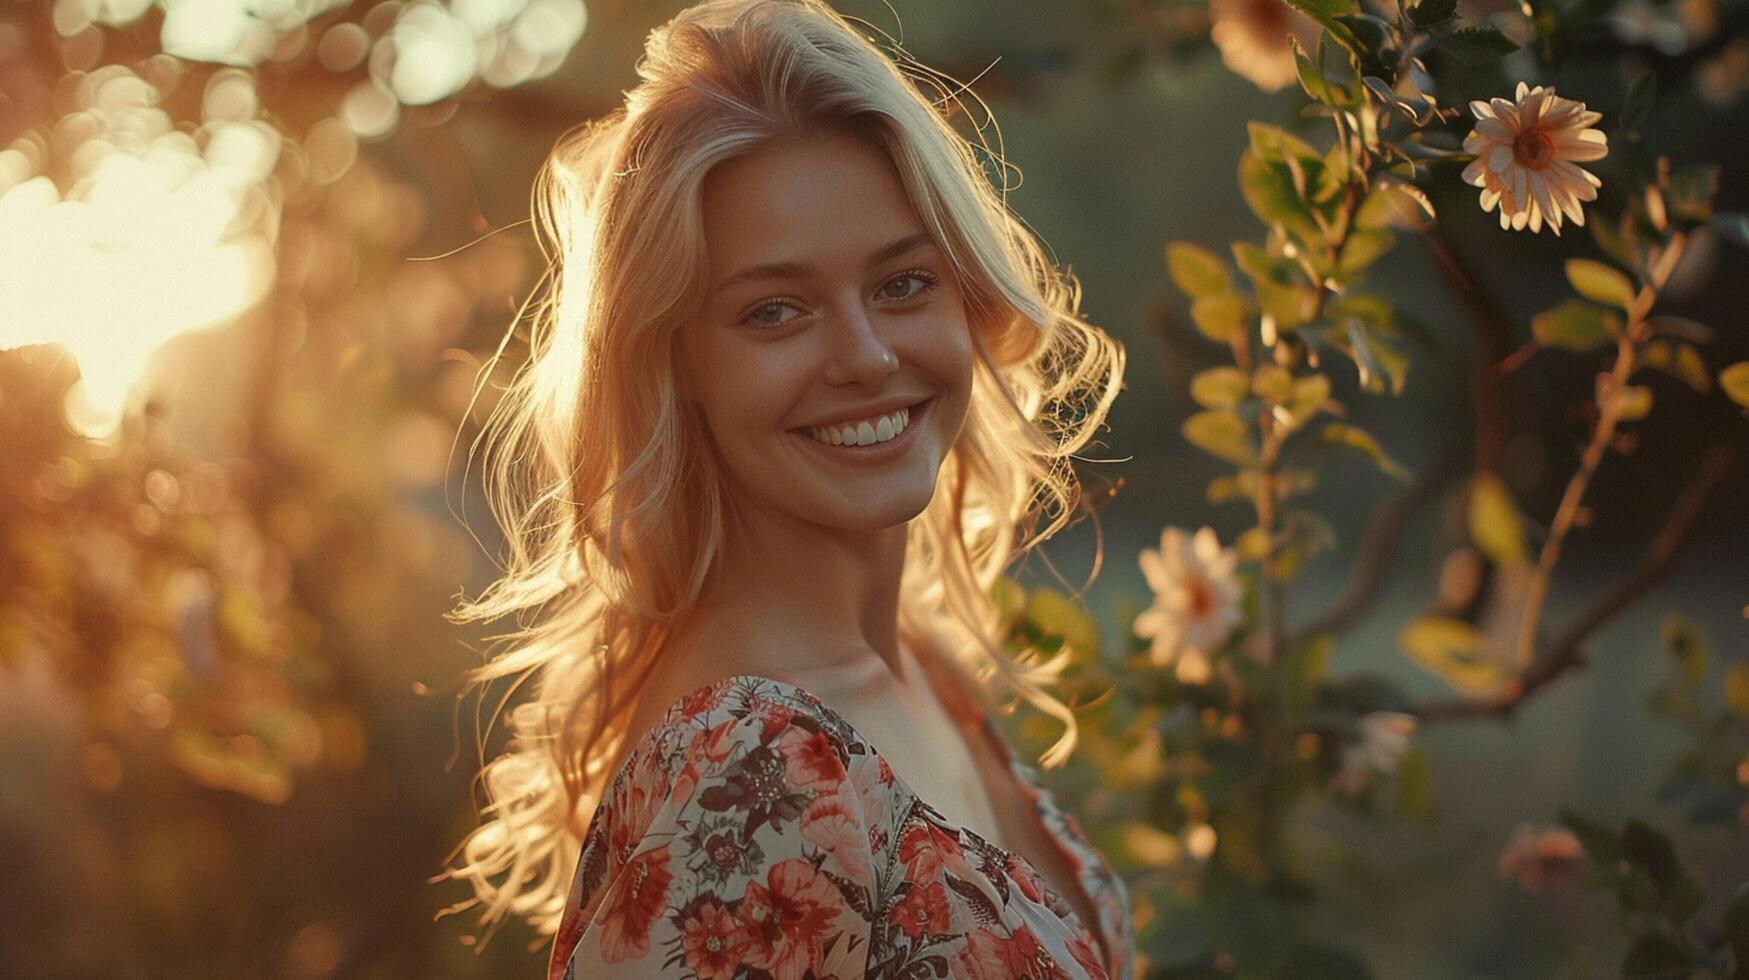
[438,1,1130,976]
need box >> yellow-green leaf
[1532,299,1621,352]
[1182,409,1258,466]
[1238,150,1321,247]
[1166,242,1235,299]
[1565,258,1638,312]
[1355,180,1435,229]
[1207,470,1256,503]
[1280,373,1332,430]
[1468,471,1528,568]
[1640,340,1711,392]
[1399,616,1516,695]
[1337,229,1395,275]
[1721,361,1749,409]
[1251,363,1294,400]
[1235,526,1271,560]
[1320,422,1410,480]
[1191,366,1250,408]
[1615,383,1653,421]
[1026,587,1101,661]
[1726,663,1749,719]
[1191,294,1247,343]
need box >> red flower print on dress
[1006,853,1047,904]
[951,923,1073,979]
[749,696,799,743]
[1065,927,1108,980]
[676,678,733,723]
[596,845,674,963]
[737,857,845,980]
[801,786,874,884]
[899,819,976,881]
[889,880,950,940]
[674,719,740,807]
[776,725,844,790]
[679,898,749,980]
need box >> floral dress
[546,672,1134,980]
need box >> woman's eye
[880,270,940,302]
[742,300,800,328]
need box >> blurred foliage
[1,0,1747,977]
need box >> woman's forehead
[700,134,929,281]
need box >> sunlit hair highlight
[434,0,1125,947]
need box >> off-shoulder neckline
[609,670,1123,978]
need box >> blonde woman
[439,0,1130,976]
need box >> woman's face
[679,131,975,534]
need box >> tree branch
[1414,440,1737,721]
[1285,435,1468,649]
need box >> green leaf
[1409,0,1457,28]
[1167,242,1235,299]
[1669,165,1720,222]
[1183,409,1258,466]
[1252,363,1294,400]
[1532,299,1622,352]
[1338,229,1395,276]
[1320,422,1410,479]
[1025,587,1101,661]
[1558,807,1621,866]
[1355,181,1435,229]
[1191,294,1248,343]
[1280,373,1332,431]
[1468,471,1529,568]
[1235,242,1318,330]
[1335,14,1396,76]
[1238,151,1323,247]
[1247,121,1324,169]
[1292,36,1333,105]
[1191,366,1250,408]
[1620,69,1656,132]
[1720,361,1749,409]
[1621,934,1689,979]
[1565,258,1638,312]
[1430,23,1520,64]
[1399,616,1515,694]
[1621,820,1681,895]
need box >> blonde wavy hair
[434,0,1125,947]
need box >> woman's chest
[834,687,1109,966]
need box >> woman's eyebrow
[712,231,934,292]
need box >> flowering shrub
[1005,0,1749,974]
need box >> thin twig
[1415,440,1736,721]
[1285,436,1467,648]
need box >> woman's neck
[678,507,912,683]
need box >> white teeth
[806,406,911,447]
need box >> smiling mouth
[791,396,932,449]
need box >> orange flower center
[1187,579,1213,618]
[1512,129,1554,170]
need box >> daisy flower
[1133,527,1243,683]
[1462,81,1608,235]
[1208,0,1321,93]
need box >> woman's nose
[822,305,900,388]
